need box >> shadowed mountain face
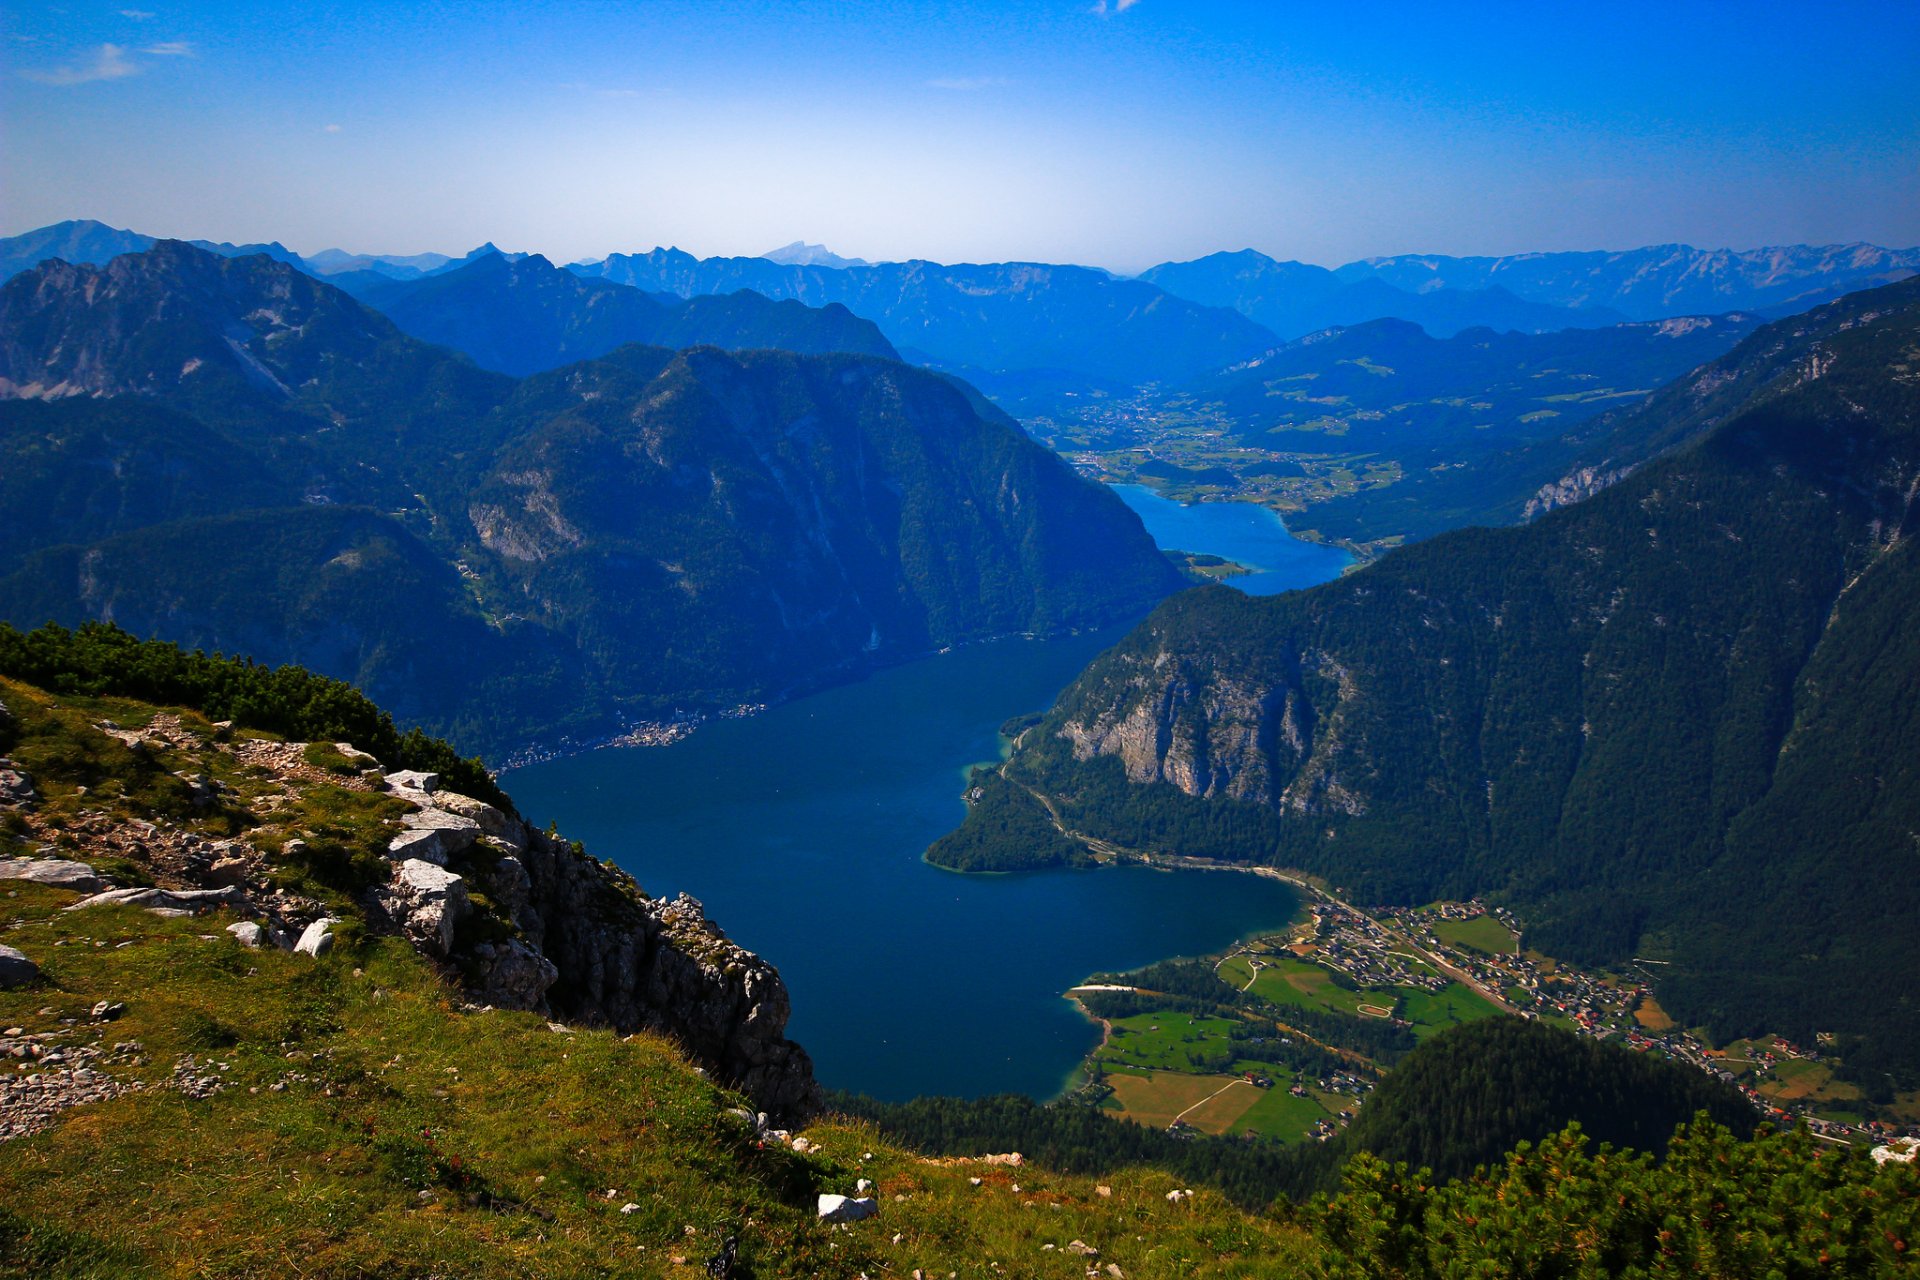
[337,251,899,376]
[944,278,1920,1082]
[576,249,1280,384]
[1140,249,1627,340]
[0,243,1183,755]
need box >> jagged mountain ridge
[1341,242,1920,320]
[336,250,899,376]
[950,277,1920,1079]
[577,248,1281,384]
[0,243,1182,755]
[1140,249,1628,340]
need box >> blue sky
[4,1,1917,271]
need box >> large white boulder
[0,858,106,893]
[294,918,336,957]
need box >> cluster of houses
[1350,900,1917,1145]
[1304,902,1449,994]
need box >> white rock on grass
[816,1194,878,1223]
[0,944,37,988]
[294,919,337,957]
[227,921,267,948]
[0,858,105,893]
[64,885,247,916]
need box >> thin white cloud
[141,41,194,56]
[20,42,138,85]
[324,123,343,133]
[1090,0,1141,14]
[927,75,1007,91]
[120,9,156,19]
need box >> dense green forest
[938,278,1920,1086]
[840,1018,1760,1208]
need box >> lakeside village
[1069,891,1917,1155]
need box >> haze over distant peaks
[760,241,870,269]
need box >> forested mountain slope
[1180,312,1760,544]
[0,244,1182,756]
[940,278,1920,1083]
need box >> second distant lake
[1112,483,1352,595]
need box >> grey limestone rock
[388,808,480,864]
[0,858,106,893]
[65,884,248,915]
[0,944,37,988]
[391,859,469,956]
[384,770,440,794]
[226,921,267,948]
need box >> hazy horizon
[5,1,1918,274]
[9,217,1920,279]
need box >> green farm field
[1430,914,1518,956]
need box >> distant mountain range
[5,222,1914,398]
[1339,242,1920,320]
[761,241,870,268]
[943,276,1920,1083]
[575,248,1280,385]
[332,250,898,377]
[0,242,1182,754]
[1140,250,1629,340]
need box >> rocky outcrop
[366,771,820,1119]
[1522,464,1632,521]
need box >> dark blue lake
[1113,483,1353,595]
[502,631,1305,1101]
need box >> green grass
[1217,954,1257,989]
[1399,983,1502,1040]
[1430,914,1517,956]
[1246,957,1370,1018]
[0,881,1325,1279]
[1097,1012,1243,1074]
[1231,1081,1335,1142]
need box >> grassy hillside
[1,651,1913,1277]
